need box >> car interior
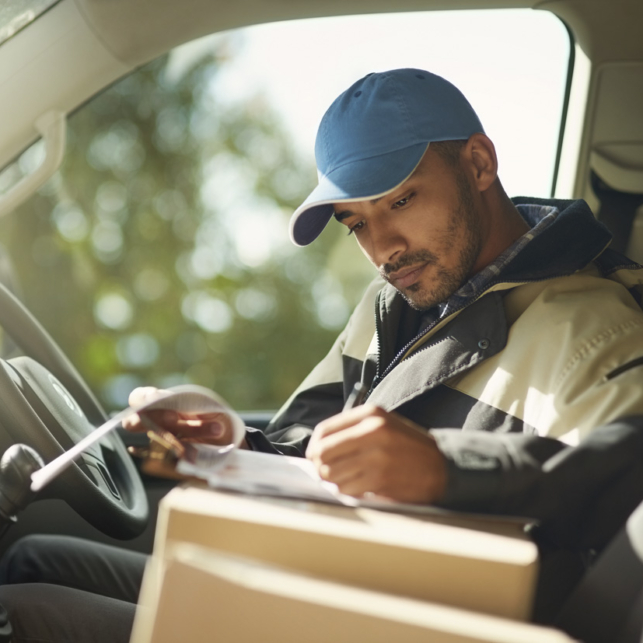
[0,0,642,640]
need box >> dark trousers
[0,534,147,643]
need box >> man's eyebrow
[333,196,383,221]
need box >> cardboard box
[148,486,538,620]
[132,543,571,643]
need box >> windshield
[0,9,572,412]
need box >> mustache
[379,250,438,280]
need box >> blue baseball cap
[290,69,484,246]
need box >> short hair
[430,140,466,167]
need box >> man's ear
[464,133,498,192]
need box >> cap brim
[290,142,429,246]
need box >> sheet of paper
[177,447,533,525]
[178,448,348,504]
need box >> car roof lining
[74,0,538,67]
[72,0,643,69]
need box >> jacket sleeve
[427,274,643,550]
[432,417,643,551]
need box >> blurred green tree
[0,37,374,413]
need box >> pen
[343,382,368,411]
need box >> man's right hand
[306,404,447,504]
[123,386,246,448]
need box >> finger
[122,412,143,432]
[128,386,165,408]
[320,454,382,498]
[174,411,236,425]
[314,404,383,439]
[308,414,386,464]
[337,470,381,498]
[173,416,233,442]
[318,456,364,487]
[122,409,189,434]
[306,405,383,457]
[122,409,177,433]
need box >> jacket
[246,197,643,552]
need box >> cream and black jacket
[247,198,643,550]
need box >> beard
[379,172,482,311]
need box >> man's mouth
[388,263,427,289]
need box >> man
[244,69,643,520]
[3,67,643,640]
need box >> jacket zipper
[367,294,384,398]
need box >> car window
[0,9,571,412]
[0,0,61,46]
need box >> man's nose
[369,221,407,267]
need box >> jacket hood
[504,197,612,282]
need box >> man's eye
[392,193,414,209]
[347,221,365,236]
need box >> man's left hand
[306,405,447,504]
[123,386,248,448]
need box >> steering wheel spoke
[82,453,122,500]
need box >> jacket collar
[368,198,612,409]
[503,197,611,281]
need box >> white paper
[178,448,351,504]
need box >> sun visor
[589,63,643,193]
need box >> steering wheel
[0,282,148,539]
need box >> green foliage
[0,43,374,412]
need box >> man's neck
[471,197,529,276]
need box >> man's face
[333,148,483,310]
